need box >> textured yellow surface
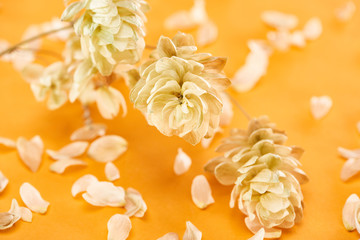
[1,0,360,239]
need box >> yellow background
[1,0,360,239]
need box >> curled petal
[49,158,87,174]
[0,137,16,149]
[88,135,128,162]
[19,183,49,214]
[124,188,147,218]
[191,175,215,209]
[0,171,9,193]
[71,174,98,197]
[310,95,332,120]
[107,214,131,240]
[174,148,192,175]
[248,228,265,240]
[183,221,202,240]
[157,232,179,240]
[342,194,360,231]
[83,181,125,207]
[303,17,322,40]
[341,158,360,181]
[219,92,233,126]
[47,141,89,160]
[70,123,107,141]
[105,162,120,181]
[0,212,18,230]
[16,136,44,172]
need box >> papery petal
[157,232,179,240]
[107,214,131,240]
[71,174,98,197]
[342,193,360,231]
[0,137,16,149]
[49,158,87,174]
[70,123,107,141]
[310,95,332,120]
[183,221,202,240]
[341,158,360,181]
[174,148,192,175]
[47,141,89,160]
[335,1,356,22]
[124,188,147,218]
[20,207,32,222]
[197,20,218,47]
[338,147,360,159]
[88,135,128,162]
[191,175,214,209]
[105,162,120,181]
[83,181,125,207]
[16,136,44,172]
[19,183,49,214]
[261,11,298,30]
[0,171,9,193]
[248,228,265,240]
[303,17,322,40]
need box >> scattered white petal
[47,141,88,160]
[303,17,322,40]
[19,207,32,222]
[183,221,202,240]
[88,135,128,162]
[219,92,233,126]
[49,158,87,174]
[197,20,218,47]
[107,214,131,240]
[0,137,16,149]
[201,128,222,149]
[310,95,332,120]
[82,181,125,207]
[105,162,120,181]
[174,148,192,175]
[0,199,21,230]
[70,123,107,141]
[341,158,360,181]
[248,228,265,240]
[261,11,298,30]
[0,171,9,193]
[96,86,127,119]
[232,40,271,92]
[191,175,214,209]
[335,1,356,22]
[290,30,306,48]
[19,183,49,214]
[71,174,98,197]
[124,188,147,218]
[342,193,360,231]
[338,147,360,159]
[157,232,179,240]
[16,136,44,172]
[267,30,291,51]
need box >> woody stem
[225,92,252,121]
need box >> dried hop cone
[204,116,308,238]
[130,33,231,145]
[61,0,149,76]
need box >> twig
[225,92,251,121]
[0,24,73,57]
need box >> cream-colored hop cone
[204,116,308,238]
[130,32,231,145]
[61,0,149,76]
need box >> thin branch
[0,24,73,57]
[225,92,252,121]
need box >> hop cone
[205,116,308,238]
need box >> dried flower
[130,33,230,145]
[204,116,308,238]
[61,0,149,76]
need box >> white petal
[49,158,87,174]
[197,20,218,47]
[0,137,16,149]
[19,183,49,214]
[201,128,222,149]
[261,11,298,30]
[342,194,360,231]
[88,135,128,162]
[303,17,322,40]
[16,136,44,172]
[0,171,9,192]
[71,174,98,197]
[96,86,127,119]
[105,162,120,181]
[174,148,192,175]
[338,147,360,159]
[191,175,214,209]
[157,232,179,240]
[183,221,202,240]
[357,121,360,134]
[70,123,107,141]
[0,199,21,230]
[107,214,131,240]
[47,141,88,160]
[124,188,147,218]
[219,92,233,126]
[83,181,125,207]
[20,207,32,222]
[310,95,332,120]
[335,1,356,22]
[341,158,360,181]
[248,228,265,240]
[290,30,306,48]
[164,11,197,30]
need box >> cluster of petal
[61,0,149,76]
[204,116,308,238]
[130,33,230,145]
[22,62,71,110]
[0,199,32,230]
